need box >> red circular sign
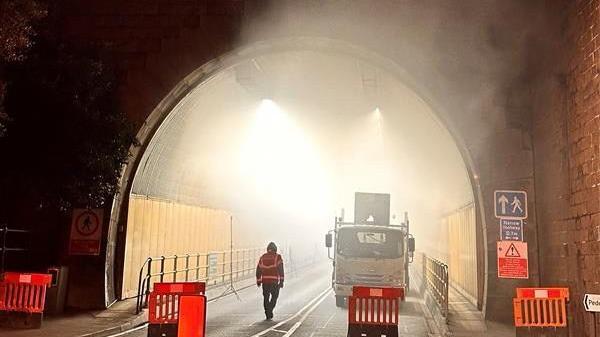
[74,210,100,237]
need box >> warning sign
[497,241,529,279]
[69,208,103,256]
[505,243,521,257]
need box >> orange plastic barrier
[148,282,205,337]
[347,286,404,337]
[513,288,569,328]
[177,295,206,337]
[0,273,52,313]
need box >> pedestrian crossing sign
[494,190,527,219]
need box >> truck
[325,192,415,307]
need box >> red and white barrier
[347,286,404,337]
[0,272,52,328]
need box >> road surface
[122,262,433,337]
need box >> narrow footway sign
[584,294,600,312]
[69,208,103,255]
[494,190,527,219]
[497,241,529,279]
[500,219,523,241]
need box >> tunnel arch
[107,37,487,313]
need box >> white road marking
[103,323,148,337]
[321,312,336,329]
[282,289,330,337]
[250,287,332,337]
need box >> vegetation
[1,42,136,215]
[0,1,136,237]
[0,0,47,138]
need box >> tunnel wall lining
[445,203,479,307]
[121,195,232,298]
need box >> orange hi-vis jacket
[256,252,284,284]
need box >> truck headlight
[391,271,404,280]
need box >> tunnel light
[238,99,331,215]
[257,98,279,115]
[373,107,384,149]
[253,99,285,136]
[373,108,382,125]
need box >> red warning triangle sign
[505,243,521,257]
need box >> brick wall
[57,0,245,126]
[533,0,600,335]
[565,1,600,335]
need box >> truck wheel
[335,295,346,308]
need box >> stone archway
[107,36,489,316]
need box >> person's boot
[266,310,273,320]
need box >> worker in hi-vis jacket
[256,242,284,320]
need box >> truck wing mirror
[325,233,333,248]
[408,237,415,253]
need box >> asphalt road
[122,262,433,337]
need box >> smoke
[234,0,551,257]
[133,0,553,261]
[133,52,471,260]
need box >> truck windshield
[337,228,403,258]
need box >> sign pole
[220,216,241,301]
[229,216,233,285]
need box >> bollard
[148,282,205,337]
[177,295,206,337]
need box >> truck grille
[352,274,386,284]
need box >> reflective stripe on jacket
[256,252,284,284]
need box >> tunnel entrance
[109,38,485,317]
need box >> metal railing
[423,254,449,317]
[136,248,263,313]
[0,226,30,274]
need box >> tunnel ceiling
[131,49,473,233]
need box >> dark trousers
[262,283,280,316]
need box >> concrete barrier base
[347,324,399,337]
[147,323,177,337]
[0,311,43,329]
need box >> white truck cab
[325,193,415,307]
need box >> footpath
[0,255,314,337]
[445,287,515,337]
[409,260,515,337]
[0,277,257,337]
